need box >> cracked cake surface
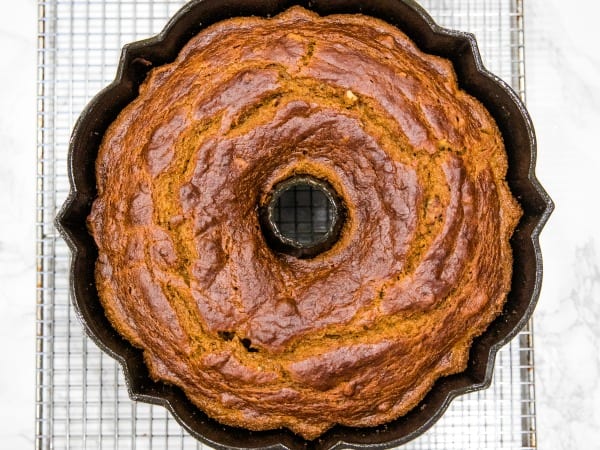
[88,6,522,439]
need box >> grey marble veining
[526,0,600,448]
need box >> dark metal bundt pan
[56,0,553,448]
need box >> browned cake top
[89,7,521,439]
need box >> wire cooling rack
[35,0,536,448]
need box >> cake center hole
[259,175,345,259]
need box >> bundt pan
[56,0,553,448]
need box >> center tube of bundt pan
[259,175,346,259]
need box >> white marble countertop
[526,0,600,447]
[0,0,37,448]
[0,0,598,448]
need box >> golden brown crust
[88,7,522,439]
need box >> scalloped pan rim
[56,1,553,448]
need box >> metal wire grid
[273,184,334,244]
[35,0,535,448]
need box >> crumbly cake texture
[88,7,522,439]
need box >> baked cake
[88,7,522,439]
